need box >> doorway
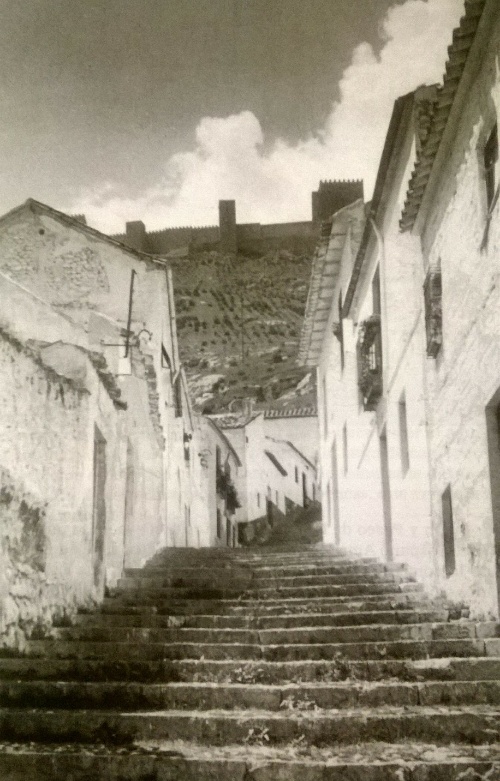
[379,427,393,561]
[485,393,500,612]
[92,426,107,588]
[123,440,134,569]
[331,440,340,545]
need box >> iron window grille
[423,268,442,358]
[357,314,383,411]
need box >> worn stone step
[116,571,414,591]
[110,581,423,601]
[251,573,414,588]
[75,608,450,631]
[2,655,500,685]
[50,621,498,646]
[101,592,430,616]
[2,705,500,745]
[127,561,404,579]
[168,656,500,684]
[245,583,424,599]
[3,679,500,711]
[2,741,499,781]
[22,636,487,662]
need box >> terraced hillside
[170,247,316,413]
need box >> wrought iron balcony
[357,314,383,411]
[424,268,442,358]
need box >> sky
[0,0,464,233]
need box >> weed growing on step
[244,727,270,746]
[230,664,267,684]
[280,696,320,712]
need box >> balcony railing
[423,268,442,358]
[357,314,383,411]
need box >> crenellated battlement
[109,181,364,256]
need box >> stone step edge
[50,620,499,639]
[2,679,500,709]
[1,739,499,765]
[76,608,450,625]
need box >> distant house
[193,417,242,548]
[210,406,319,537]
[0,199,195,645]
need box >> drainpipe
[369,217,390,394]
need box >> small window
[442,485,456,577]
[484,123,498,210]
[275,490,279,505]
[216,508,222,539]
[174,374,183,418]
[294,466,298,483]
[257,492,260,508]
[342,423,348,474]
[399,392,410,475]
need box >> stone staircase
[1,544,500,779]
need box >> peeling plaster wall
[0,329,125,648]
[421,17,500,617]
[0,206,200,580]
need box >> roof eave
[412,0,497,235]
[343,92,416,318]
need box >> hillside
[170,246,316,413]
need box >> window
[294,466,298,483]
[342,423,348,474]
[275,490,279,505]
[357,315,382,411]
[484,123,498,210]
[399,392,410,475]
[174,374,183,418]
[441,485,456,577]
[423,264,442,358]
[216,508,222,539]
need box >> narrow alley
[2,0,500,778]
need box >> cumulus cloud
[67,0,464,234]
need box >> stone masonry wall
[0,330,94,648]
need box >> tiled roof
[299,199,365,366]
[263,406,317,419]
[400,0,487,231]
[208,412,260,430]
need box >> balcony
[424,268,442,358]
[357,314,383,411]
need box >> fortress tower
[312,180,364,224]
[218,200,237,253]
